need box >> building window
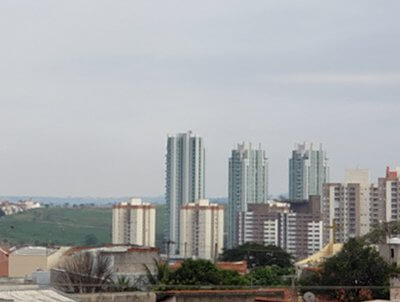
[391,248,395,259]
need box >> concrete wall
[9,254,47,278]
[111,250,159,275]
[73,292,156,302]
[159,290,292,302]
[162,296,256,302]
[47,247,71,269]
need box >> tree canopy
[168,259,248,287]
[301,238,392,302]
[220,243,293,269]
[248,266,287,286]
[364,221,400,244]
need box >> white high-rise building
[228,143,269,248]
[289,142,329,201]
[180,199,224,260]
[165,131,205,254]
[112,198,156,247]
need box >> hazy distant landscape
[0,205,166,249]
[0,196,227,206]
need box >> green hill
[0,205,166,248]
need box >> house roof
[295,242,343,268]
[0,289,77,302]
[217,261,248,275]
[64,245,159,256]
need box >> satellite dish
[303,291,316,302]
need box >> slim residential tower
[228,143,269,248]
[165,131,205,254]
[289,142,329,201]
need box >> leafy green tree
[217,269,249,286]
[364,221,400,244]
[221,243,293,269]
[319,238,391,301]
[169,259,221,286]
[146,259,249,289]
[248,266,287,286]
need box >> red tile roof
[217,261,248,275]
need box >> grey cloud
[0,0,400,197]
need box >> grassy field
[0,204,166,248]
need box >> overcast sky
[1,0,400,197]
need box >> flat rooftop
[11,247,57,256]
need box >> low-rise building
[53,245,160,287]
[0,199,41,216]
[378,237,400,265]
[8,246,70,278]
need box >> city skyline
[1,135,399,198]
[1,1,400,197]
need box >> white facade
[166,131,205,254]
[289,142,329,201]
[228,142,269,248]
[112,198,156,247]
[179,199,224,260]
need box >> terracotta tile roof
[168,260,248,275]
[217,261,248,275]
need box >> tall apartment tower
[180,199,224,260]
[377,167,400,222]
[228,143,269,249]
[322,169,371,245]
[112,198,156,247]
[165,131,205,254]
[289,143,329,201]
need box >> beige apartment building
[322,169,373,244]
[112,198,156,247]
[180,199,224,260]
[322,167,400,245]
